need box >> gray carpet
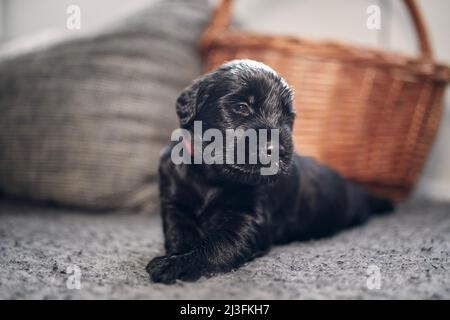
[0,199,449,299]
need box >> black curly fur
[146,60,394,284]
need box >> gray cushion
[0,0,211,211]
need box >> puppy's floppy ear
[176,80,208,127]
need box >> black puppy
[146,59,394,284]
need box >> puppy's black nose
[266,143,274,156]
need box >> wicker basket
[199,0,450,201]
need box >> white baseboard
[414,179,450,202]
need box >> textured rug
[0,199,449,299]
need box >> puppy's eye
[232,103,251,116]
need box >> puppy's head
[175,59,295,184]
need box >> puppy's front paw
[146,255,202,284]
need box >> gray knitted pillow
[0,0,211,211]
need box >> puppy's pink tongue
[182,137,192,156]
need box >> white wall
[0,0,4,41]
[0,0,154,41]
[0,0,449,201]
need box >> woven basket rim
[200,30,450,82]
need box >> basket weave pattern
[199,0,450,200]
